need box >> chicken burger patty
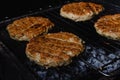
[26,32,85,68]
[60,2,104,22]
[94,14,120,40]
[6,16,54,41]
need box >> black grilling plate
[0,0,120,79]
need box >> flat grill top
[0,0,120,79]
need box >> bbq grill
[0,0,120,80]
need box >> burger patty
[26,32,85,68]
[94,14,120,40]
[60,2,104,22]
[6,17,54,41]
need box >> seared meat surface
[26,32,85,68]
[7,17,54,41]
[60,2,104,22]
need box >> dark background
[0,0,120,21]
[0,0,65,21]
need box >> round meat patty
[94,14,120,40]
[60,2,104,22]
[6,17,54,41]
[26,32,85,68]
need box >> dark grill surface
[0,0,120,80]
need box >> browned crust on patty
[94,14,120,40]
[60,2,104,22]
[26,32,85,68]
[88,2,104,15]
[6,17,54,41]
[61,2,93,15]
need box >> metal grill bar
[37,4,120,76]
[0,0,120,78]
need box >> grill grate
[0,0,120,79]
[41,3,120,76]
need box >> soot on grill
[25,58,90,80]
[83,44,120,75]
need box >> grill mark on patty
[26,32,84,68]
[23,25,49,39]
[61,2,93,15]
[27,41,81,57]
[7,17,54,41]
[32,37,82,49]
[60,2,104,22]
[80,2,93,15]
[36,52,70,67]
[94,14,120,40]
[45,32,82,44]
[30,24,42,28]
[28,47,71,61]
[88,2,103,14]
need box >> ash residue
[26,58,89,80]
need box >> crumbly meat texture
[60,2,104,22]
[26,32,85,68]
[6,17,54,41]
[94,14,120,40]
